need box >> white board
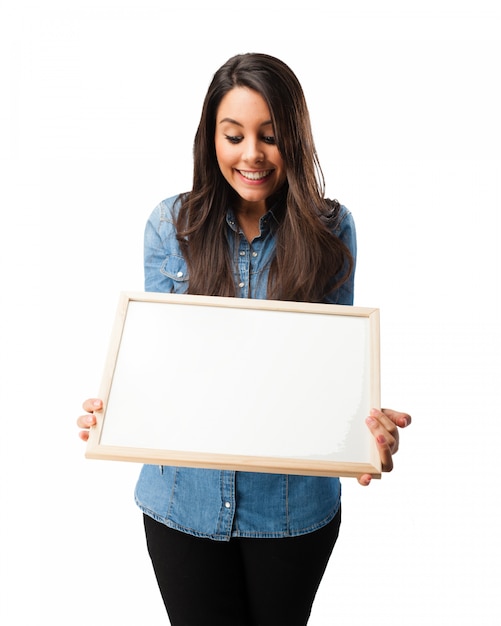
[86,292,381,478]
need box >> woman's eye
[262,136,276,145]
[225,135,242,144]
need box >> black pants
[144,509,341,626]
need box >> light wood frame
[86,292,381,478]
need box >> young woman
[78,53,411,626]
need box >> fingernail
[85,416,94,425]
[370,408,379,417]
[377,435,386,444]
[93,400,101,408]
[366,416,376,425]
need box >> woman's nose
[243,138,264,163]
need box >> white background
[1,0,500,624]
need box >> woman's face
[214,87,287,214]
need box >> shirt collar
[225,206,280,235]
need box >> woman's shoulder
[323,198,355,234]
[148,193,187,226]
[144,193,189,254]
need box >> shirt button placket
[220,471,236,538]
[248,245,259,296]
[238,238,250,297]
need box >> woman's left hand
[357,408,411,486]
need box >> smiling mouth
[238,169,273,181]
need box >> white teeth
[239,170,272,180]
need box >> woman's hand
[357,408,411,486]
[77,398,102,442]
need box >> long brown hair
[175,53,353,302]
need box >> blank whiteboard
[86,292,381,478]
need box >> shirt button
[224,502,231,509]
[239,250,246,256]
[238,282,245,288]
[176,271,183,278]
[252,251,258,257]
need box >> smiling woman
[215,87,287,236]
[175,53,356,303]
[77,52,411,626]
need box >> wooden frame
[86,292,382,478]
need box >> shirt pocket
[160,254,189,292]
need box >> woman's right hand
[77,398,102,441]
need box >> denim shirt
[134,194,357,541]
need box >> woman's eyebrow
[219,117,273,127]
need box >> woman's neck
[235,200,267,242]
